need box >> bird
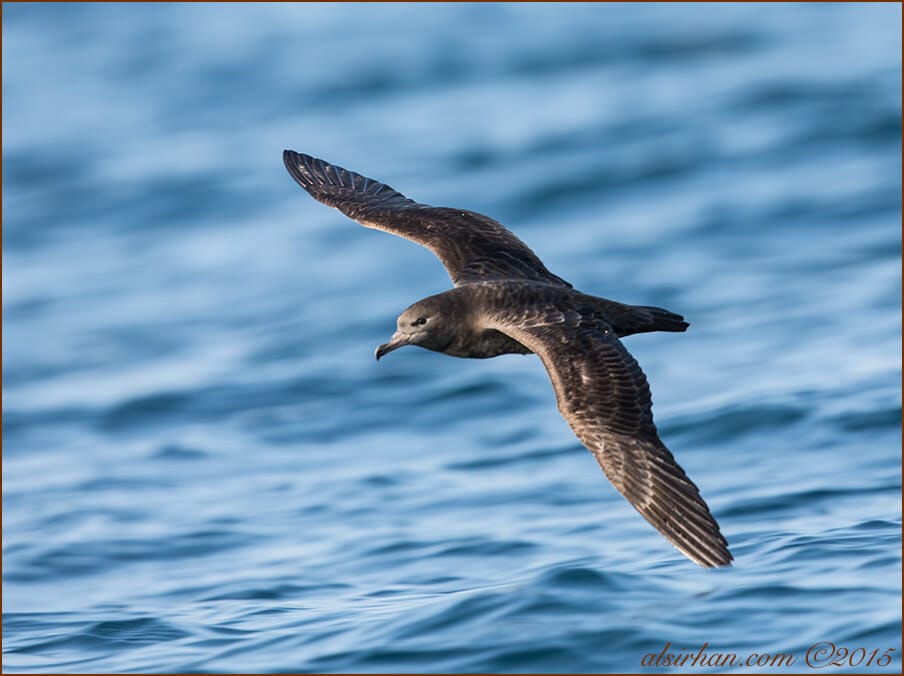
[283,150,732,568]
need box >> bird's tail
[634,305,690,333]
[603,302,690,337]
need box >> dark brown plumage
[284,150,732,568]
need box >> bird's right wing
[494,308,732,567]
[284,150,571,288]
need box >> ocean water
[2,2,901,673]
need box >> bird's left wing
[493,308,732,567]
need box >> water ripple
[3,3,900,673]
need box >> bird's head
[375,296,459,360]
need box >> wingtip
[683,533,733,568]
[283,148,303,170]
[698,550,734,569]
[284,149,319,191]
[283,148,298,174]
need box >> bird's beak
[375,332,409,361]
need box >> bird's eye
[413,317,427,326]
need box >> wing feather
[494,310,732,567]
[284,150,571,288]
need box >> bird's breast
[443,328,532,359]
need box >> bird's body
[391,281,689,358]
[284,150,733,568]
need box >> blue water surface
[3,3,902,673]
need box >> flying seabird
[283,150,732,568]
